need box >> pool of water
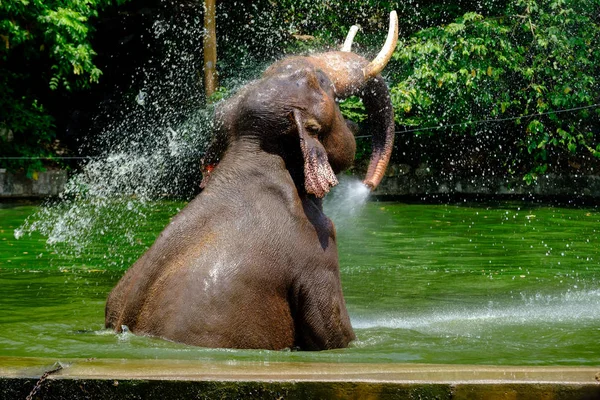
[1,198,599,365]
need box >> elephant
[105,11,398,350]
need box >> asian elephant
[105,12,398,350]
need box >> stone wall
[2,164,600,199]
[0,169,67,198]
[372,163,600,198]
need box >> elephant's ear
[293,109,338,198]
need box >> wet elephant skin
[105,20,397,349]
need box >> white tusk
[341,25,360,52]
[363,11,399,79]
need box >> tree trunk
[203,0,218,100]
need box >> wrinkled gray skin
[105,51,395,350]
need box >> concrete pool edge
[1,357,599,399]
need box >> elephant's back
[105,161,333,349]
[106,191,301,349]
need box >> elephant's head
[202,11,398,195]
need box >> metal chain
[25,363,64,400]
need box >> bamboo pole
[203,0,218,100]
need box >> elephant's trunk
[308,11,398,190]
[360,76,395,189]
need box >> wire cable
[355,103,600,139]
[2,103,599,159]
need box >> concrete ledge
[1,357,599,399]
[0,169,67,198]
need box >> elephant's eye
[305,120,322,137]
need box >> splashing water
[14,1,294,260]
[15,10,221,260]
[352,288,600,336]
[15,2,385,259]
[16,105,216,259]
[324,177,371,229]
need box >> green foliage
[0,72,55,178]
[0,0,129,176]
[1,0,126,90]
[273,1,506,47]
[4,0,599,185]
[215,1,500,86]
[390,0,600,181]
[207,86,231,104]
[339,96,368,123]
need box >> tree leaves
[0,0,128,175]
[389,0,600,182]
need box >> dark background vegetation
[1,0,599,186]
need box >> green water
[1,200,599,365]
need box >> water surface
[1,199,599,365]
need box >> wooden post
[203,0,218,100]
